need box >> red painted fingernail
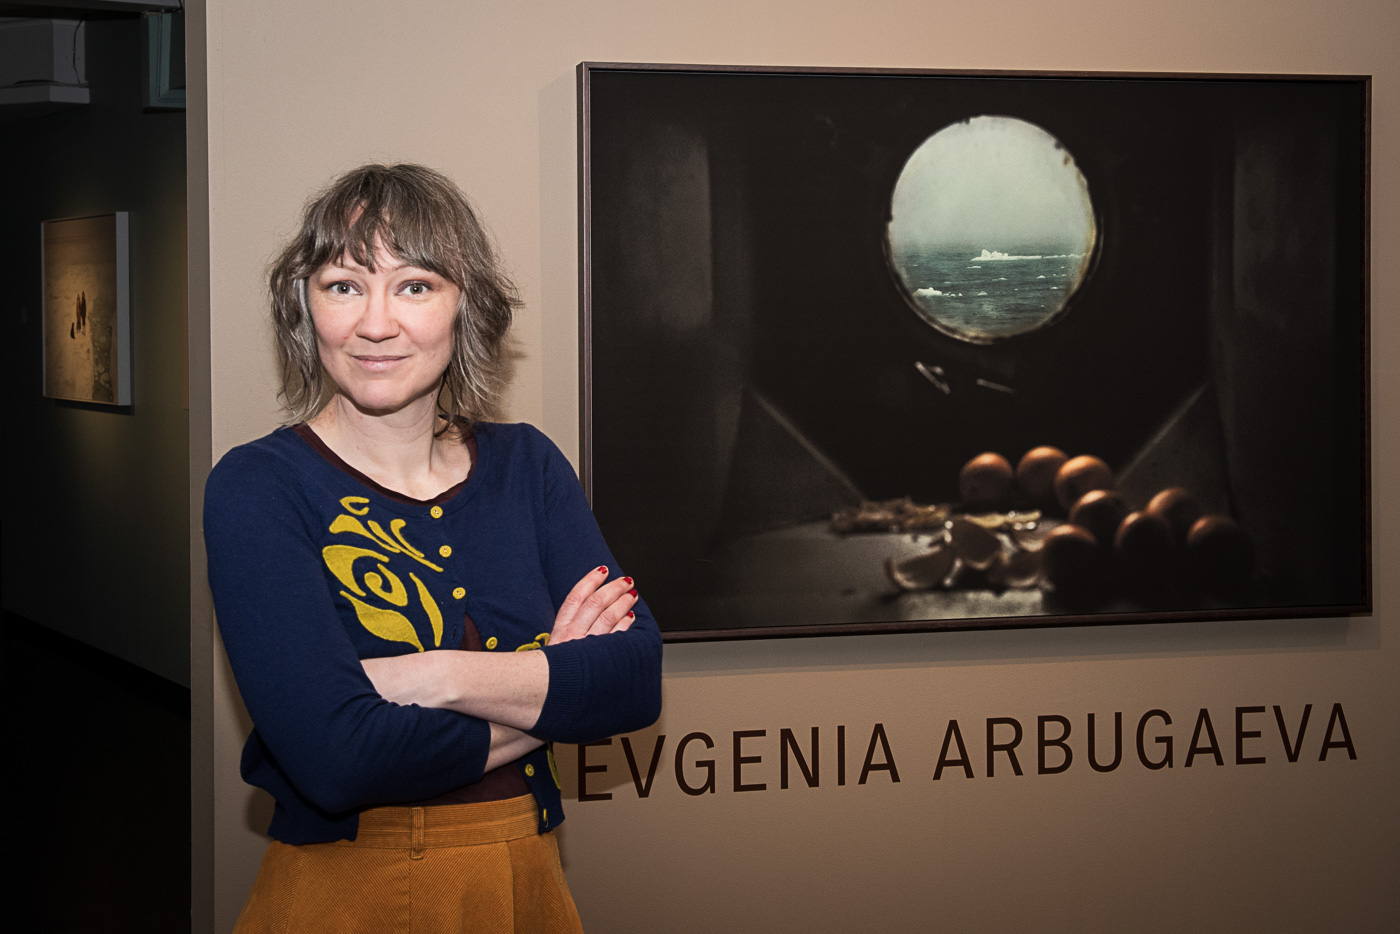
[596,566,608,574]
[623,577,633,585]
[626,611,635,619]
[629,589,638,597]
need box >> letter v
[1273,704,1312,763]
[622,735,667,798]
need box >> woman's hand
[550,566,639,646]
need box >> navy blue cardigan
[204,422,662,844]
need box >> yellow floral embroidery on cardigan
[322,497,446,650]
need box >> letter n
[780,728,819,789]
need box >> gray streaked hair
[268,163,519,426]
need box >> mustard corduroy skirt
[234,795,583,934]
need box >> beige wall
[191,0,1399,930]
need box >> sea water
[892,248,1088,339]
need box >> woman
[204,163,662,932]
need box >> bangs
[302,171,462,281]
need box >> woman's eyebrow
[319,257,417,275]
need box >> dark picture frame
[578,63,1371,641]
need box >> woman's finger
[584,586,639,636]
[554,573,639,644]
[553,565,610,635]
[552,568,634,643]
[569,575,634,636]
[597,608,636,634]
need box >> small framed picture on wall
[41,212,132,406]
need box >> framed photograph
[42,212,132,406]
[579,63,1370,640]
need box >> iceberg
[973,249,1042,261]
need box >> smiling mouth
[351,354,409,370]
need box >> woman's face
[307,245,462,417]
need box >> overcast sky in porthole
[890,116,1095,254]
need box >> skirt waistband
[338,794,539,852]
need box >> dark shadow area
[2,611,190,933]
[1,11,190,685]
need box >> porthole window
[886,115,1097,343]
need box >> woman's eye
[404,281,429,295]
[329,281,355,295]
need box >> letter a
[933,720,974,780]
[1319,703,1357,761]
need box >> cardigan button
[525,764,535,777]
[439,545,452,558]
[429,506,443,519]
[452,586,466,599]
[486,636,498,650]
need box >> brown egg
[1016,446,1069,505]
[1114,510,1175,592]
[1145,487,1203,545]
[1187,515,1254,597]
[1041,523,1108,595]
[1069,489,1130,549]
[1053,455,1115,512]
[959,452,1015,508]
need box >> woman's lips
[351,354,408,371]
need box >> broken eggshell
[886,542,957,591]
[989,546,1043,589]
[964,509,1042,532]
[947,516,1002,570]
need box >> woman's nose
[356,289,398,341]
